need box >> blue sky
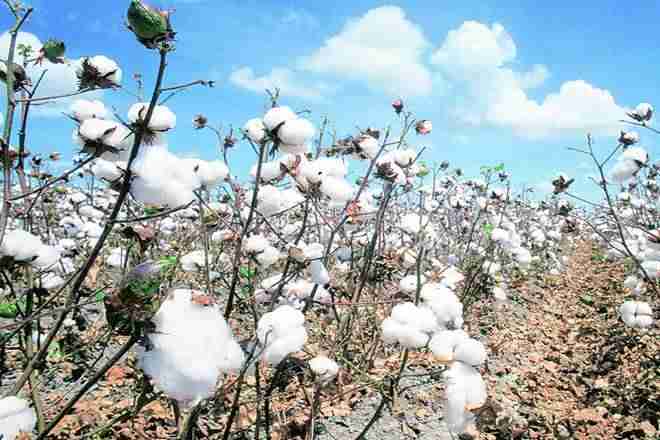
[1,0,659,198]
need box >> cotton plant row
[554,102,657,330]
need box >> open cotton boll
[279,143,308,155]
[444,362,487,434]
[424,291,464,329]
[278,118,315,145]
[641,260,660,279]
[90,158,122,181]
[491,228,510,243]
[87,55,122,86]
[263,106,297,131]
[355,135,379,159]
[78,118,120,144]
[429,329,470,362]
[454,339,487,366]
[192,160,229,188]
[394,148,417,167]
[244,118,267,143]
[309,355,339,383]
[181,250,205,272]
[310,260,330,285]
[32,245,61,269]
[79,205,104,220]
[320,176,354,203]
[0,229,43,261]
[399,275,426,294]
[257,305,307,364]
[256,246,282,267]
[493,286,508,302]
[619,301,654,328]
[0,396,37,440]
[610,160,640,183]
[70,99,109,121]
[41,272,65,289]
[381,302,438,348]
[128,103,176,131]
[256,185,284,217]
[253,159,284,182]
[400,213,429,235]
[441,266,465,289]
[624,275,640,289]
[622,147,648,165]
[138,289,244,404]
[244,234,269,253]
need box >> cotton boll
[355,135,379,159]
[32,245,61,269]
[90,159,122,181]
[619,301,654,328]
[278,118,315,145]
[381,302,438,348]
[0,229,43,261]
[256,246,282,267]
[257,305,307,364]
[394,148,417,167]
[622,147,648,165]
[244,234,269,253]
[263,106,297,131]
[454,339,487,366]
[256,185,284,217]
[128,103,176,132]
[424,291,464,329]
[320,177,354,204]
[310,260,330,285]
[279,143,308,155]
[87,55,122,86]
[244,118,267,143]
[444,362,487,434]
[70,99,108,121]
[624,275,639,289]
[41,272,65,289]
[0,396,37,440]
[137,289,244,403]
[610,160,640,183]
[429,329,470,362]
[181,250,205,272]
[78,118,120,144]
[253,159,284,182]
[493,286,508,302]
[309,355,339,383]
[78,205,104,220]
[399,275,426,294]
[194,160,229,187]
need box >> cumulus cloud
[430,21,626,138]
[300,6,432,97]
[0,31,102,117]
[229,67,331,100]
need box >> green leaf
[494,163,505,172]
[239,267,255,279]
[0,301,19,318]
[95,291,107,302]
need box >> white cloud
[430,21,625,138]
[229,67,331,101]
[301,6,432,97]
[0,31,103,117]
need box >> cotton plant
[137,289,244,404]
[309,355,340,384]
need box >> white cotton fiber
[128,103,176,131]
[0,396,36,440]
[444,362,487,434]
[381,302,437,348]
[70,99,109,121]
[263,106,297,131]
[257,305,307,364]
[137,289,244,404]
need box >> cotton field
[0,1,657,440]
